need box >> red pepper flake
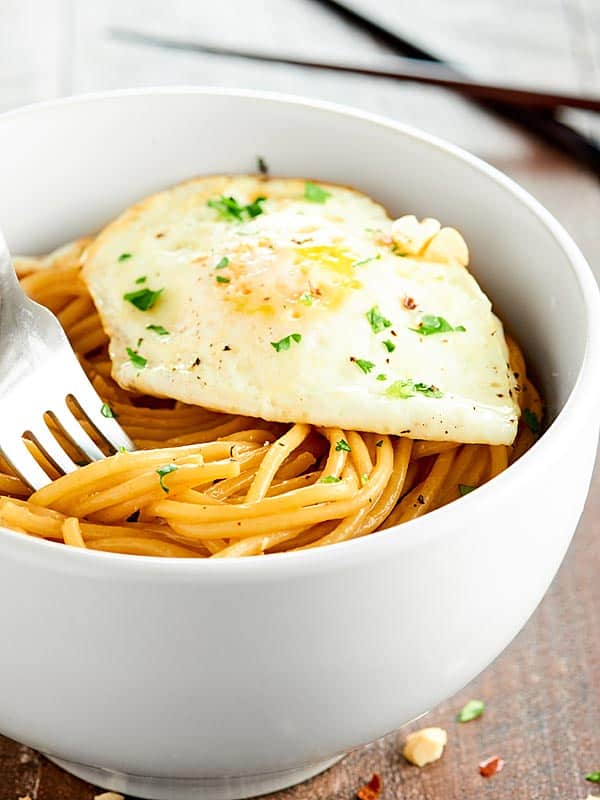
[356,773,382,800]
[402,296,417,310]
[479,756,504,778]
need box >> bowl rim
[1,85,599,576]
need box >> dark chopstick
[309,0,600,176]
[109,24,600,176]
[110,27,600,113]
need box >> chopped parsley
[523,408,541,435]
[411,315,466,336]
[146,323,170,336]
[118,252,132,262]
[299,291,313,306]
[586,772,600,783]
[126,347,147,369]
[135,275,146,284]
[216,275,230,284]
[156,464,177,493]
[207,195,266,221]
[457,699,485,722]
[245,197,266,217]
[215,256,229,269]
[304,181,331,203]
[353,254,381,267]
[100,403,115,418]
[335,439,351,452]
[123,287,164,311]
[361,473,369,485]
[391,243,407,256]
[320,475,341,483]
[271,333,302,352]
[366,305,392,334]
[385,379,443,399]
[459,484,476,497]
[382,339,396,353]
[353,358,375,374]
[376,373,387,381]
[257,156,268,175]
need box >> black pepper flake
[223,345,231,351]
[192,357,201,367]
[417,494,425,505]
[513,371,520,379]
[401,429,411,434]
[497,393,504,398]
[391,330,397,337]
[126,510,140,523]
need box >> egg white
[82,175,519,444]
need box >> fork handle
[0,229,42,380]
[0,229,22,297]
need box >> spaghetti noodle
[0,239,542,558]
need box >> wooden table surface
[0,2,599,798]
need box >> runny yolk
[225,243,362,315]
[294,245,361,288]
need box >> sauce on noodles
[0,239,542,558]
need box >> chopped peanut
[391,215,441,256]
[402,726,448,767]
[422,227,469,266]
[94,793,125,800]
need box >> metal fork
[0,232,134,490]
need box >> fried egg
[82,176,519,444]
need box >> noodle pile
[0,239,543,558]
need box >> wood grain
[0,1,598,798]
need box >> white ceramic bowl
[0,88,598,800]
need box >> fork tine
[49,406,105,461]
[27,424,78,476]
[70,383,135,453]
[0,438,51,490]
